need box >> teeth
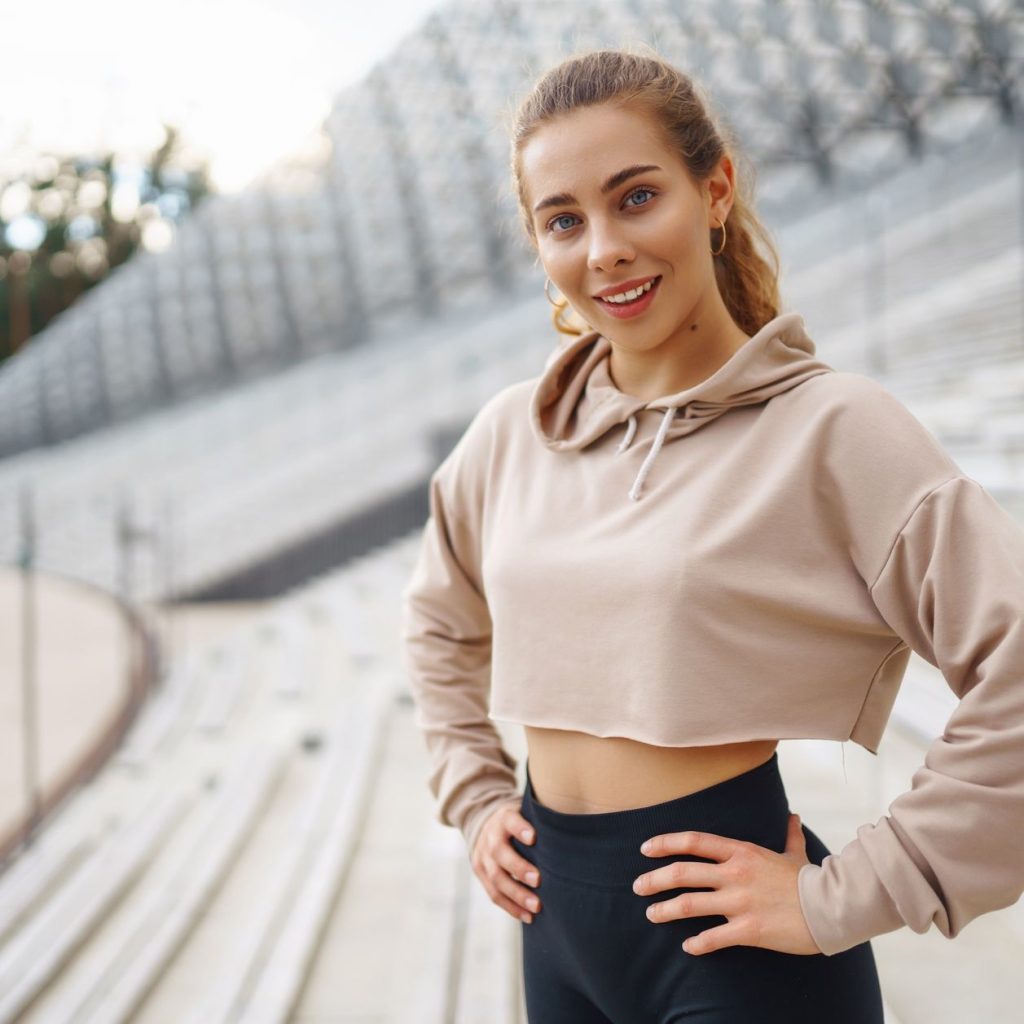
[602,278,657,304]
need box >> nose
[587,217,634,273]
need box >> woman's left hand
[633,812,822,956]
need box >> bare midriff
[523,725,779,814]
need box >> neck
[606,296,750,402]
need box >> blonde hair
[505,46,782,338]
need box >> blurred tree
[0,123,213,364]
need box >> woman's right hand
[470,797,543,924]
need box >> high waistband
[517,752,791,889]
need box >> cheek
[649,208,705,263]
[539,248,577,289]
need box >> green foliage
[0,123,214,365]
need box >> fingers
[495,859,542,915]
[506,850,540,885]
[471,802,543,924]
[645,887,728,925]
[480,848,542,924]
[682,917,752,955]
[496,815,542,918]
[488,881,537,924]
[641,830,737,860]
[501,843,540,887]
[633,857,722,895]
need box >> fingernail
[526,871,539,885]
[520,912,531,923]
[528,897,540,911]
[521,828,534,842]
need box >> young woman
[401,48,1024,1023]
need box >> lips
[595,275,663,319]
[593,274,661,301]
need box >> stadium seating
[0,0,1020,457]
[2,2,1023,1019]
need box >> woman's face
[519,101,735,354]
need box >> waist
[522,726,779,813]
[513,751,789,888]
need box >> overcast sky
[1,0,446,192]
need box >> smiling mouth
[595,275,662,306]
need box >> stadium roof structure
[0,0,1021,459]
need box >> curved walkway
[0,567,129,858]
[0,564,272,863]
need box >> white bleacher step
[940,440,1024,493]
[0,786,190,1023]
[41,739,288,1024]
[324,581,379,666]
[114,650,208,768]
[983,408,1024,446]
[264,605,315,699]
[230,680,393,1024]
[453,843,523,1024]
[393,822,466,1024]
[0,818,101,948]
[900,392,981,444]
[193,633,256,733]
[178,691,387,1024]
[968,359,1024,400]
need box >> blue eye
[625,186,657,206]
[545,185,659,234]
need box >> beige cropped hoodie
[399,311,1024,956]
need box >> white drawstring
[627,406,677,501]
[616,414,638,454]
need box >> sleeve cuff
[797,837,908,955]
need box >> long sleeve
[400,460,520,856]
[797,474,1024,955]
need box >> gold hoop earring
[711,220,727,257]
[544,276,562,306]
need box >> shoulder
[793,371,966,581]
[480,376,538,423]
[797,370,962,480]
[797,368,918,417]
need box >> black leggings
[509,752,885,1024]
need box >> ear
[706,152,738,227]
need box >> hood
[529,311,834,501]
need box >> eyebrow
[531,164,663,214]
